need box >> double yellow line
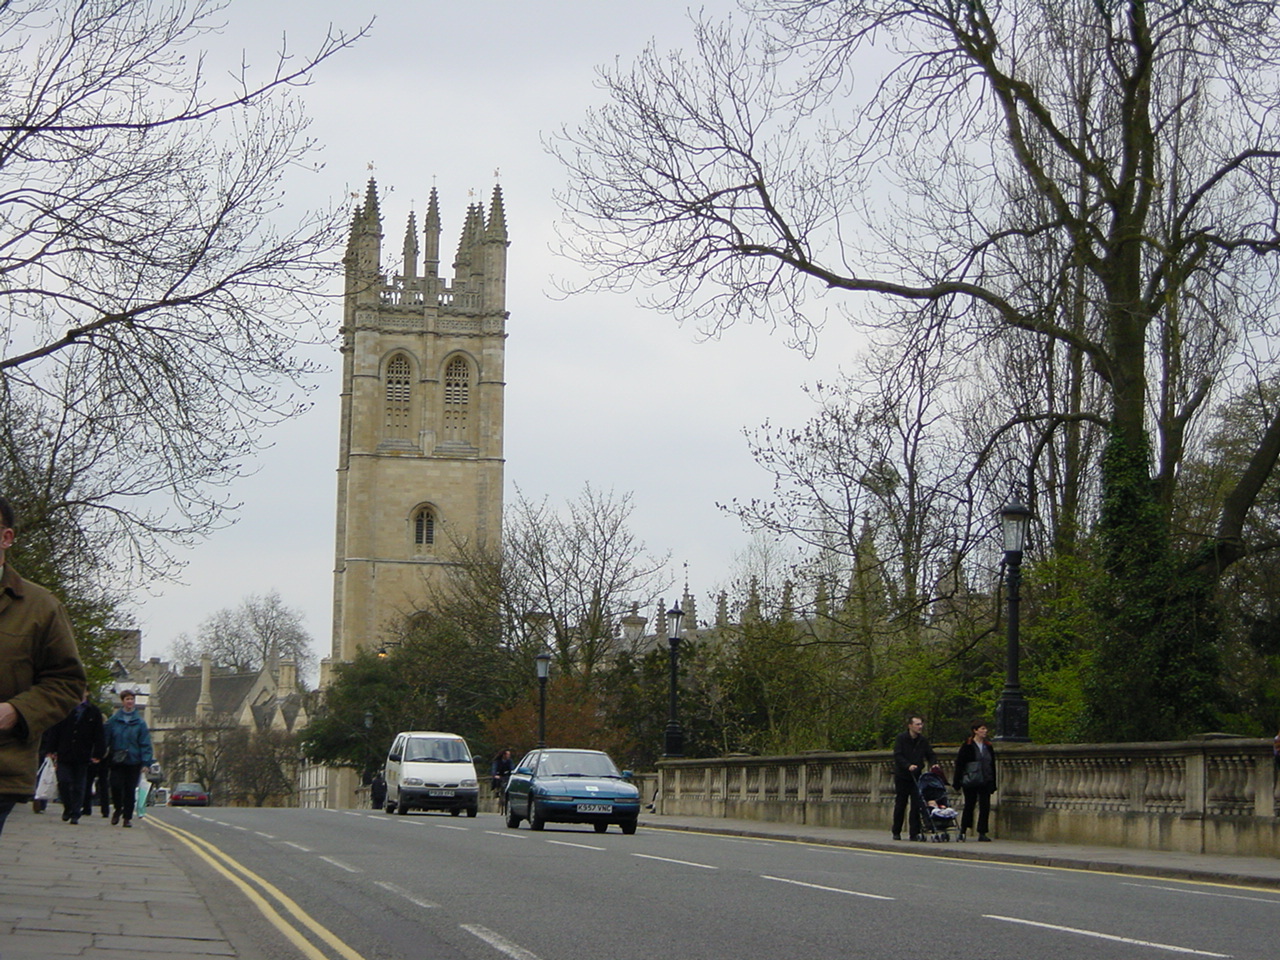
[147,816,366,960]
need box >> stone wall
[656,739,1280,856]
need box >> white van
[384,731,479,817]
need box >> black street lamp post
[663,603,685,758]
[535,652,551,747]
[995,498,1032,742]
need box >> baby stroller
[915,765,958,842]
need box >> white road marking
[546,839,606,851]
[281,841,312,852]
[761,874,894,900]
[485,830,529,840]
[1121,882,1280,905]
[632,853,718,870]
[374,880,439,909]
[254,831,275,839]
[341,811,364,817]
[933,859,1057,877]
[319,856,361,873]
[230,824,248,831]
[461,924,543,960]
[810,847,890,859]
[717,837,777,847]
[984,914,1231,957]
[434,823,469,831]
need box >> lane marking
[434,823,469,831]
[230,824,249,831]
[374,880,439,909]
[761,875,894,901]
[282,841,312,852]
[461,923,543,960]
[1121,882,1280,905]
[320,856,361,873]
[342,811,364,817]
[984,914,1231,957]
[632,853,718,870]
[933,859,1057,877]
[485,830,529,840]
[254,831,276,839]
[811,848,890,859]
[546,840,606,851]
[717,837,777,847]
[147,816,366,960]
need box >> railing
[657,739,1280,856]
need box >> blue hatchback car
[505,748,640,835]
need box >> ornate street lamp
[664,603,685,758]
[535,652,552,747]
[995,497,1032,742]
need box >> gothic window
[413,505,437,550]
[442,355,471,443]
[384,355,412,439]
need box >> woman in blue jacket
[104,690,154,827]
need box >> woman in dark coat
[953,721,997,841]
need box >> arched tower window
[384,354,413,439]
[412,505,437,551]
[442,355,471,443]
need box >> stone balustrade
[656,739,1280,856]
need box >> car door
[508,750,538,817]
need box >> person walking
[104,690,154,828]
[41,688,106,825]
[0,494,86,837]
[953,721,998,841]
[84,750,112,819]
[369,772,387,810]
[891,715,937,841]
[491,748,513,813]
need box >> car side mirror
[514,766,533,776]
[622,770,633,779]
[388,753,401,762]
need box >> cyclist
[491,748,513,813]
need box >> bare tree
[0,0,366,582]
[554,0,1280,736]
[171,591,315,682]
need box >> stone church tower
[329,179,507,664]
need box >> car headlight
[403,777,424,786]
[461,779,477,788]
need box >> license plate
[576,802,612,814]
[428,790,454,797]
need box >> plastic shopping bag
[135,774,151,819]
[34,757,58,802]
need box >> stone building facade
[327,179,508,668]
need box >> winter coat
[953,738,998,793]
[893,730,937,784]
[41,701,106,765]
[104,709,154,766]
[0,563,86,794]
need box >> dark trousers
[892,778,923,837]
[84,762,110,815]
[56,761,89,821]
[0,795,20,836]
[960,785,991,835]
[109,763,143,821]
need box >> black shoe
[892,832,902,840]
[122,819,132,828]
[910,834,923,841]
[111,810,120,825]
[69,818,79,825]
[61,811,71,821]
[101,811,110,818]
[978,834,991,842]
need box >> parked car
[505,748,640,834]
[168,782,210,806]
[383,731,479,816]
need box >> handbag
[960,760,984,789]
[34,757,58,801]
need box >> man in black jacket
[891,715,937,841]
[41,689,106,825]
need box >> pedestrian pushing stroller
[915,765,958,842]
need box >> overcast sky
[133,1,866,672]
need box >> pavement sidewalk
[0,804,243,960]
[4,804,1279,960]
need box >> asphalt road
[151,807,1278,960]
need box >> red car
[168,782,210,806]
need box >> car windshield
[404,739,471,763]
[176,783,203,792]
[538,752,621,778]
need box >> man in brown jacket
[0,494,86,835]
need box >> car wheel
[529,800,545,831]
[594,822,608,834]
[505,805,521,829]
[466,806,477,818]
[385,801,396,814]
[620,818,638,835]
[450,808,461,817]
[397,796,408,814]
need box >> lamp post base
[994,686,1030,742]
[663,722,684,758]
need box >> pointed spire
[402,211,419,279]
[423,186,441,277]
[486,185,507,242]
[362,177,381,226]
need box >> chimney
[278,660,297,695]
[196,657,213,718]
